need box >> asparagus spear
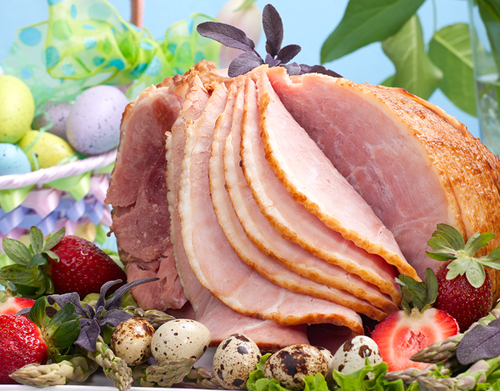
[175,365,221,389]
[87,335,133,391]
[132,357,196,387]
[9,355,98,386]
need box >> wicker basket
[0,150,117,245]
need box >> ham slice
[267,67,500,295]
[106,80,186,310]
[254,68,418,280]
[218,76,394,319]
[178,80,364,333]
[166,73,309,347]
[238,72,400,306]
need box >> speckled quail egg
[213,333,261,390]
[110,318,155,366]
[151,319,211,364]
[264,344,328,391]
[317,346,334,386]
[332,336,382,377]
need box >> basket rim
[0,149,117,190]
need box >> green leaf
[27,253,49,269]
[425,268,438,304]
[29,226,44,254]
[51,319,81,349]
[2,238,32,265]
[28,297,47,326]
[43,227,65,251]
[428,23,477,116]
[466,260,487,288]
[382,14,442,99]
[320,0,424,64]
[464,231,495,255]
[436,224,466,250]
[425,250,455,262]
[446,258,470,280]
[50,302,77,327]
[478,0,500,74]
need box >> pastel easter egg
[18,130,75,170]
[66,85,129,155]
[0,143,31,175]
[33,102,73,141]
[0,75,35,143]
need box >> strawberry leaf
[2,238,32,265]
[445,257,470,280]
[29,226,44,254]
[27,253,49,269]
[464,232,495,256]
[465,260,487,288]
[456,317,500,365]
[425,250,455,262]
[28,296,47,326]
[43,227,65,251]
[51,319,81,349]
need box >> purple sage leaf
[75,317,101,351]
[197,21,256,52]
[104,277,159,310]
[48,292,87,316]
[456,317,500,365]
[277,44,301,64]
[265,53,281,67]
[228,52,264,77]
[101,309,133,327]
[298,64,343,78]
[282,62,302,76]
[262,4,284,57]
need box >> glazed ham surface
[107,60,500,347]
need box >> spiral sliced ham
[177,79,364,333]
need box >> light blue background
[0,0,479,137]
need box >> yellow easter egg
[0,75,35,143]
[18,130,75,170]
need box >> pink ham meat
[218,76,394,319]
[266,67,500,294]
[254,68,418,280]
[106,79,186,310]
[178,79,364,333]
[166,73,309,347]
[239,73,400,306]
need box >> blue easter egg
[0,143,32,175]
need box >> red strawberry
[0,296,35,315]
[426,224,500,332]
[435,261,492,332]
[371,307,459,371]
[49,235,126,298]
[0,314,48,384]
[0,227,126,299]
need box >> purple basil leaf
[298,64,343,78]
[277,44,301,64]
[17,307,31,316]
[48,293,86,316]
[282,62,302,76]
[265,53,281,67]
[262,4,284,57]
[75,317,101,351]
[228,52,264,77]
[146,355,159,365]
[95,279,123,310]
[456,317,500,365]
[197,21,255,52]
[84,302,95,319]
[101,309,133,327]
[105,277,159,310]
